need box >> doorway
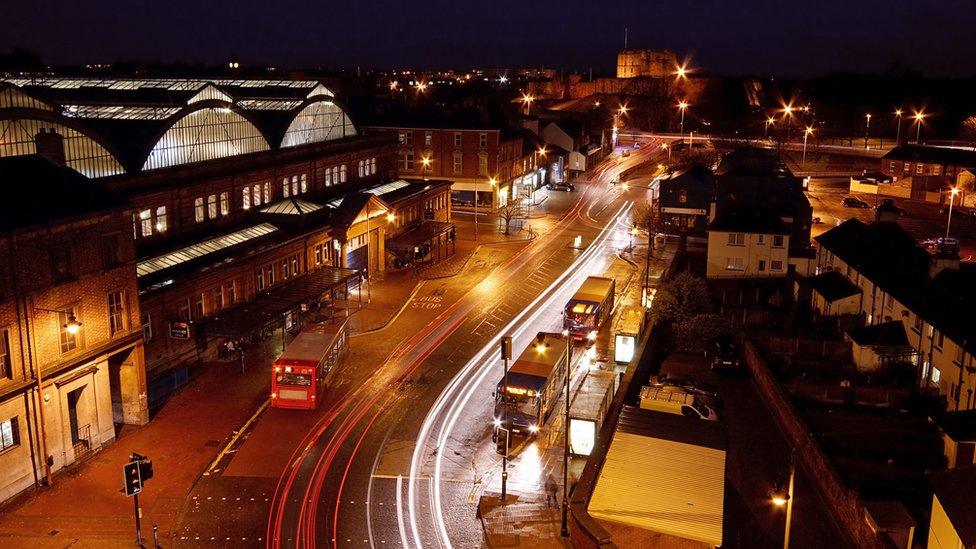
[67,386,91,459]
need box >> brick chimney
[35,128,66,166]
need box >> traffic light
[123,460,142,497]
[137,458,153,482]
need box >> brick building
[1,77,452,416]
[0,155,147,503]
[880,144,976,203]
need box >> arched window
[280,100,356,148]
[142,107,269,171]
[0,118,124,178]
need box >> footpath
[0,194,569,548]
[476,240,678,548]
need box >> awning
[385,221,455,258]
[201,266,359,339]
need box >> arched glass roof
[142,107,270,171]
[280,100,356,148]
[0,117,124,178]
[0,87,52,111]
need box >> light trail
[404,201,633,548]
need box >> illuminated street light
[675,64,687,79]
[947,186,962,239]
[499,75,508,83]
[678,101,689,145]
[913,110,926,143]
[801,127,814,168]
[771,451,796,549]
[389,81,398,90]
[894,109,904,144]
[864,113,872,149]
[521,93,535,115]
[765,116,776,139]
[386,213,396,223]
[64,314,82,335]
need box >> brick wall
[740,336,892,549]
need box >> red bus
[270,321,347,410]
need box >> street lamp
[521,93,534,115]
[476,176,497,242]
[894,109,903,145]
[913,111,926,143]
[559,329,573,537]
[675,64,687,79]
[782,104,795,141]
[678,101,689,146]
[421,155,431,180]
[801,127,814,168]
[765,116,776,139]
[769,451,796,549]
[661,142,671,163]
[864,114,872,149]
[946,186,961,239]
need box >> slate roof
[883,144,976,168]
[708,204,790,234]
[935,410,976,442]
[845,320,910,348]
[808,270,862,301]
[658,163,716,210]
[931,466,976,546]
[0,155,120,232]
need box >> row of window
[726,233,785,248]
[398,131,490,149]
[398,150,490,176]
[255,254,304,292]
[175,280,240,322]
[889,161,948,177]
[134,159,373,238]
[725,258,783,271]
[358,158,377,178]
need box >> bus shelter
[385,221,457,270]
[203,266,361,342]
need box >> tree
[650,271,730,351]
[498,200,522,235]
[961,115,976,141]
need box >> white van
[639,386,719,421]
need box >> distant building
[657,164,715,232]
[0,155,147,503]
[616,49,679,79]
[706,205,791,279]
[880,145,976,203]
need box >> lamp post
[476,177,497,242]
[29,306,82,486]
[783,105,794,142]
[864,114,872,149]
[661,142,671,164]
[769,451,796,549]
[946,187,961,239]
[894,109,903,145]
[421,155,431,180]
[678,101,689,146]
[914,111,926,143]
[765,117,775,139]
[801,127,814,168]
[559,330,573,537]
[521,93,534,116]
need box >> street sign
[169,322,190,340]
[123,460,142,497]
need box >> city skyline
[1,0,975,77]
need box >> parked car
[547,181,575,192]
[621,149,631,158]
[639,386,719,421]
[707,339,743,373]
[922,237,960,254]
[940,204,976,218]
[874,198,909,217]
[650,373,719,398]
[842,197,870,208]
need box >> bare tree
[498,200,523,235]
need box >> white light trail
[403,201,633,548]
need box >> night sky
[2,0,974,77]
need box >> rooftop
[931,466,976,546]
[708,204,790,234]
[808,270,862,302]
[882,144,976,167]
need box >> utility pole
[561,332,572,537]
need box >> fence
[767,336,852,361]
[741,336,893,549]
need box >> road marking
[396,475,410,549]
[205,399,269,474]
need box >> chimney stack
[35,128,66,166]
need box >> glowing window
[142,107,269,171]
[280,101,356,147]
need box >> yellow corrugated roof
[588,431,725,546]
[508,333,566,378]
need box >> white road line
[395,475,410,549]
